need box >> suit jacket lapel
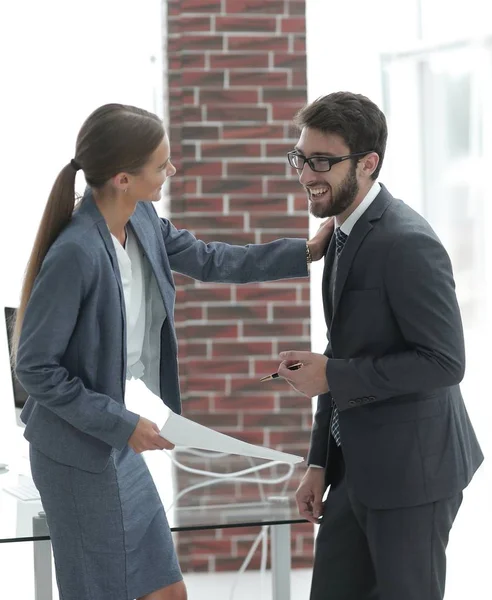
[332,219,373,321]
[331,184,394,324]
[322,236,337,325]
[129,205,175,319]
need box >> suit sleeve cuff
[112,410,140,451]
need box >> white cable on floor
[168,453,293,480]
[164,451,294,512]
[248,454,267,503]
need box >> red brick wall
[166,0,313,573]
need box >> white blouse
[111,228,147,380]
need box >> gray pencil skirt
[30,444,182,600]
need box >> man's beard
[309,163,359,218]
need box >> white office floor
[1,467,491,600]
[0,544,312,600]
[186,568,312,600]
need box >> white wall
[0,2,166,596]
[0,0,164,305]
[0,0,164,448]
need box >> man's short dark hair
[294,92,388,180]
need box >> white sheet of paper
[160,411,303,464]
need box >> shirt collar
[337,181,381,236]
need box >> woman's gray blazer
[16,190,308,473]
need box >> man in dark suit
[277,92,484,600]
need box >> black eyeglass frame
[287,150,375,172]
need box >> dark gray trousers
[310,454,462,600]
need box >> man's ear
[360,152,379,178]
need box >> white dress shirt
[336,180,381,235]
[111,228,148,380]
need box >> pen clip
[259,362,303,382]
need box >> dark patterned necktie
[331,227,348,446]
[335,227,348,256]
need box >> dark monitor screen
[4,307,29,409]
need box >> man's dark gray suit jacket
[308,184,483,509]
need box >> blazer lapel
[78,189,126,313]
[77,190,128,385]
[129,205,175,318]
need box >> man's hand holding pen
[272,351,329,398]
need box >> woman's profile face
[130,135,176,203]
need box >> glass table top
[0,461,306,544]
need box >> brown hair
[294,91,388,179]
[13,103,164,357]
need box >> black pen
[259,362,303,382]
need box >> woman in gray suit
[13,103,332,600]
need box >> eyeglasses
[287,150,374,172]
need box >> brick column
[167,0,313,573]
